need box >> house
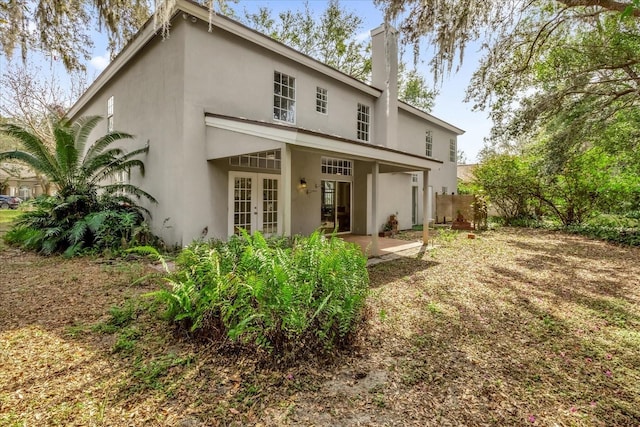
[0,163,44,200]
[68,0,464,254]
[457,163,477,185]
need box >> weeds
[113,327,142,353]
[128,353,194,393]
[435,228,458,243]
[92,299,138,334]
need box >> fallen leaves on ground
[0,228,639,426]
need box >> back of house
[68,0,464,247]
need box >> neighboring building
[457,163,477,185]
[0,163,44,200]
[457,163,478,193]
[68,0,464,251]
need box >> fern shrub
[144,230,369,359]
[5,195,159,256]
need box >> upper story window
[425,130,433,157]
[322,157,353,176]
[357,103,370,141]
[449,138,456,162]
[316,87,328,114]
[273,71,296,123]
[107,96,114,132]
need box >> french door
[228,172,281,237]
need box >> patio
[341,234,428,265]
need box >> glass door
[320,180,351,233]
[229,172,280,236]
[260,176,279,236]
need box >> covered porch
[205,113,442,255]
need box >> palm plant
[0,115,158,255]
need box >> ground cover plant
[143,230,369,361]
[1,228,639,426]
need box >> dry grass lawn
[1,228,639,426]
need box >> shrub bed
[4,195,159,256]
[147,230,369,360]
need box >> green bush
[142,230,369,359]
[566,224,640,246]
[0,116,157,256]
[585,213,640,229]
[4,195,160,256]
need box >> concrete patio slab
[341,234,434,266]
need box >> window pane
[273,71,296,123]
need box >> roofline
[398,101,466,135]
[179,0,382,96]
[68,0,381,118]
[204,112,444,164]
[67,8,160,119]
[68,0,464,134]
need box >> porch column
[422,169,430,243]
[371,161,380,256]
[282,144,292,236]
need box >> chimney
[371,24,398,149]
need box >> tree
[0,1,242,72]
[472,154,536,222]
[0,115,153,201]
[0,115,157,254]
[375,0,640,79]
[240,0,437,111]
[0,0,151,71]
[242,1,371,80]
[1,64,89,193]
[1,64,87,140]
[376,0,640,148]
[470,12,640,158]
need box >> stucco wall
[366,172,414,233]
[290,150,322,235]
[397,109,459,204]
[70,14,462,245]
[183,19,377,143]
[72,23,187,245]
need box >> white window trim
[107,95,114,132]
[316,86,328,115]
[450,138,457,163]
[273,71,296,124]
[321,157,353,176]
[357,103,370,142]
[425,130,433,157]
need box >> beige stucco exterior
[68,0,464,250]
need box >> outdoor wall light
[299,178,307,190]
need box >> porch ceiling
[204,113,443,172]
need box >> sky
[1,0,492,163]
[223,0,492,163]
